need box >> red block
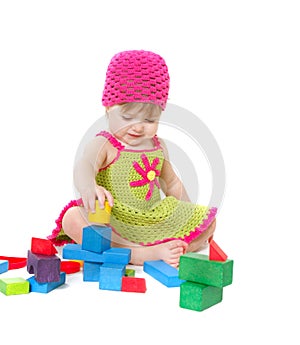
[121,277,146,293]
[209,240,228,262]
[31,237,57,256]
[0,256,27,270]
[60,261,81,274]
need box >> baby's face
[107,105,160,147]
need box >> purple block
[27,250,61,283]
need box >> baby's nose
[132,122,144,132]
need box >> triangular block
[209,240,228,262]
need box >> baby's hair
[106,102,162,118]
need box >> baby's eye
[122,115,132,121]
[145,119,155,123]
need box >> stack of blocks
[26,237,66,293]
[63,225,146,293]
[178,241,234,312]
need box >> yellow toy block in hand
[88,200,112,224]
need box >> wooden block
[121,277,146,293]
[102,248,131,264]
[0,256,27,270]
[27,250,61,283]
[0,260,9,274]
[179,253,233,288]
[144,260,185,287]
[83,262,102,282]
[82,225,111,253]
[99,263,125,291]
[31,237,57,256]
[180,281,223,311]
[60,260,81,274]
[88,200,111,224]
[209,240,228,262]
[62,244,105,263]
[125,268,135,277]
[28,272,66,293]
[0,277,30,296]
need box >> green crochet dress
[48,131,217,246]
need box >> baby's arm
[73,136,114,212]
[159,139,191,202]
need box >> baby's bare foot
[154,240,188,267]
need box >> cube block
[0,277,30,296]
[179,253,233,287]
[83,261,102,282]
[180,281,223,311]
[88,200,111,224]
[82,225,111,253]
[99,263,125,291]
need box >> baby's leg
[111,232,187,267]
[186,219,216,253]
[62,206,89,244]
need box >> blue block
[0,260,9,274]
[63,244,105,263]
[83,262,102,282]
[82,226,111,253]
[99,263,125,291]
[102,248,131,264]
[27,272,66,293]
[144,260,185,287]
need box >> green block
[179,253,233,287]
[125,268,135,277]
[0,277,30,296]
[180,281,223,311]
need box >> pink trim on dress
[47,199,83,246]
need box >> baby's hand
[81,185,114,213]
[95,185,114,210]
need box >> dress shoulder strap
[153,135,161,148]
[96,131,125,150]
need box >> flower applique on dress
[130,154,161,201]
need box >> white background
[0,1,299,344]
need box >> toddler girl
[48,50,217,267]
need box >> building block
[63,244,105,263]
[88,200,111,224]
[31,237,57,256]
[0,277,30,296]
[125,268,135,277]
[82,225,112,253]
[0,256,27,270]
[102,248,131,264]
[144,260,185,287]
[179,281,223,311]
[179,253,233,288]
[27,250,61,283]
[60,260,81,274]
[83,262,102,282]
[0,260,9,274]
[121,277,146,293]
[27,272,66,293]
[209,240,228,262]
[99,263,125,291]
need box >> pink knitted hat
[102,50,170,110]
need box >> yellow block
[88,200,111,224]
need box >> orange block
[209,240,228,262]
